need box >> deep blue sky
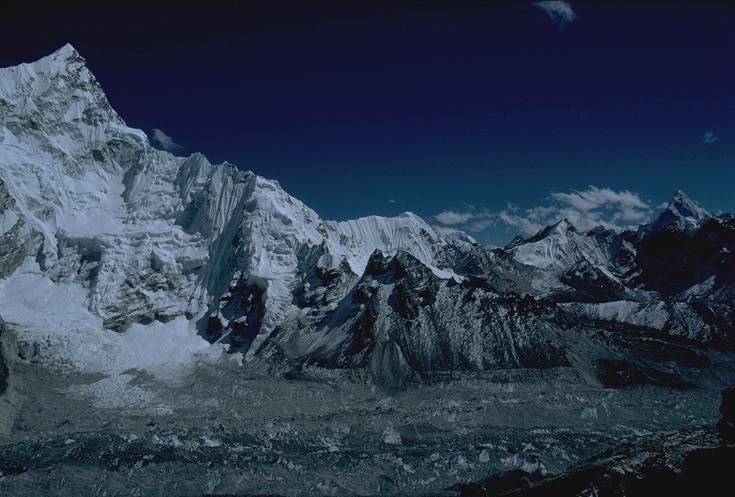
[2,2,733,244]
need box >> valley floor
[1,354,731,497]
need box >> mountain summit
[643,190,710,234]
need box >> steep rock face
[195,170,467,358]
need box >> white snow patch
[383,426,402,445]
[479,449,491,463]
[200,436,221,447]
[501,454,547,475]
[580,407,599,420]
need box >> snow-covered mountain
[641,190,710,234]
[0,45,465,369]
[1,46,733,388]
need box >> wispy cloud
[433,187,652,240]
[433,207,495,234]
[151,128,181,151]
[534,1,577,27]
[702,131,719,145]
[498,186,653,236]
[434,210,476,225]
[467,217,495,233]
[499,205,545,236]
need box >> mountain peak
[555,218,574,231]
[669,190,704,213]
[643,190,709,235]
[665,190,708,223]
[24,43,87,76]
[531,218,576,240]
[51,43,81,60]
[0,44,124,133]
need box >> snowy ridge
[506,219,630,295]
[509,220,604,270]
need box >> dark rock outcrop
[457,430,734,497]
[456,387,735,497]
[0,321,8,397]
[298,250,571,374]
[595,358,695,390]
[717,386,735,441]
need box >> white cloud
[387,198,398,204]
[433,187,651,240]
[499,207,542,235]
[433,225,471,237]
[702,131,719,144]
[534,1,577,27]
[432,208,495,234]
[467,217,496,233]
[151,128,181,151]
[498,186,653,236]
[434,210,476,225]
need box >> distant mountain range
[1,45,733,388]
